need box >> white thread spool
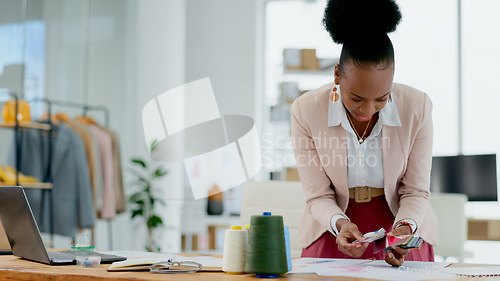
[222,226,248,274]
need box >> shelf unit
[0,182,52,189]
[282,68,334,77]
[0,122,51,130]
[180,185,242,255]
[0,90,53,190]
[1,93,115,247]
[263,51,337,179]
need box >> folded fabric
[0,165,39,183]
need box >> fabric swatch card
[353,228,423,254]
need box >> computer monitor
[430,154,498,201]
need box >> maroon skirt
[301,195,434,261]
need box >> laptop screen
[0,186,50,263]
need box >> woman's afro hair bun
[323,0,402,44]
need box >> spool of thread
[222,226,248,274]
[283,225,292,272]
[245,212,288,278]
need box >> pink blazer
[291,82,438,248]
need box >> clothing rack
[29,98,110,126]
[0,91,53,188]
[8,92,22,187]
[27,97,114,250]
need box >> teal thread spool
[283,225,292,271]
[245,212,288,278]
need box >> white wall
[0,0,24,97]
[43,0,87,103]
[181,0,258,251]
[124,0,186,253]
[0,0,24,171]
[0,0,187,252]
[83,0,187,252]
[1,0,260,253]
[86,0,261,253]
[186,0,257,118]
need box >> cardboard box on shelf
[301,49,319,70]
[468,219,500,241]
[286,167,300,181]
[283,48,337,71]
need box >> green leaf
[131,209,143,218]
[150,140,158,152]
[135,199,145,205]
[150,197,155,206]
[131,159,147,168]
[153,168,167,178]
[128,192,144,203]
[147,215,163,228]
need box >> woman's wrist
[394,220,416,234]
[336,218,349,233]
[395,224,412,235]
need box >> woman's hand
[384,225,412,267]
[335,219,369,258]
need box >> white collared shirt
[327,89,402,189]
[327,88,417,236]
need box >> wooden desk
[0,255,499,281]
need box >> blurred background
[0,0,499,264]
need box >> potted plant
[129,140,167,252]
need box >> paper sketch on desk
[291,258,373,274]
[108,256,223,272]
[315,260,453,281]
[440,266,500,277]
[179,256,223,269]
[291,258,452,281]
[101,250,223,270]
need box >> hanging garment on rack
[9,122,96,237]
[56,114,100,215]
[74,119,104,213]
[100,126,126,214]
[89,124,116,220]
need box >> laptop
[0,186,127,265]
